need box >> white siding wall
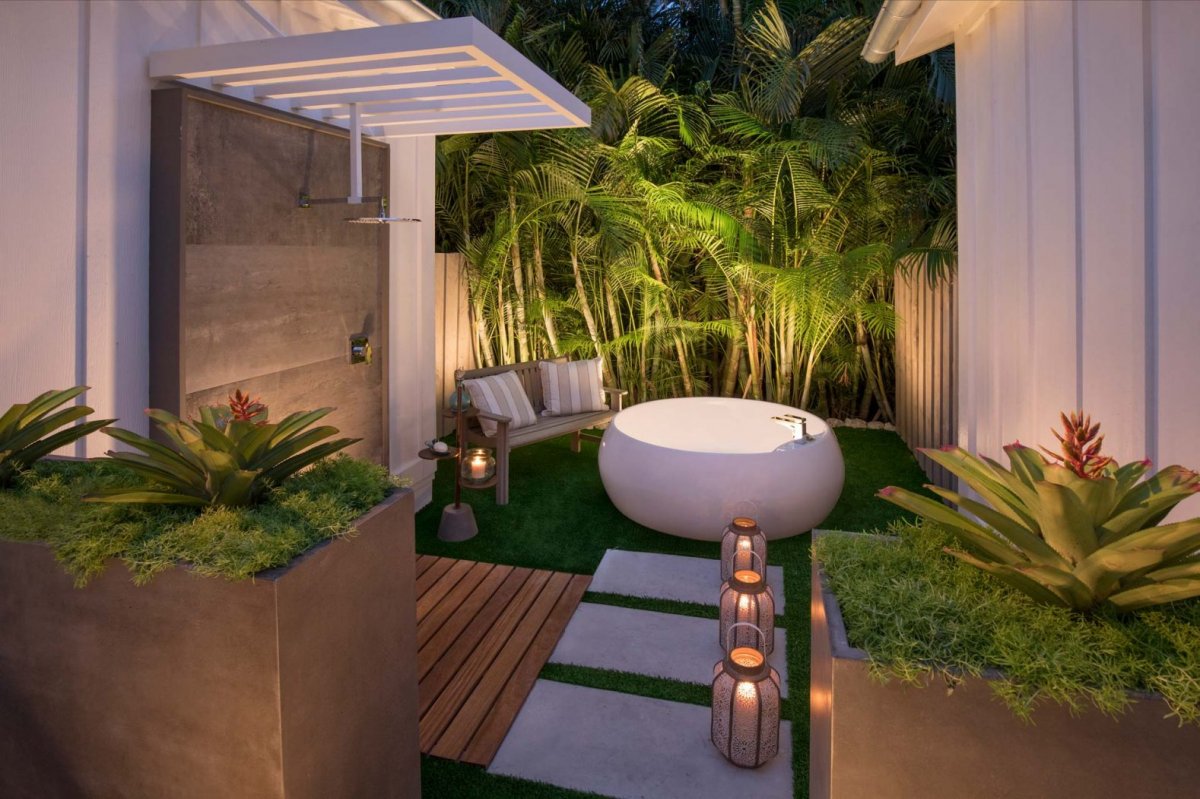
[0,0,436,502]
[956,0,1200,515]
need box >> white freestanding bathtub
[598,397,844,540]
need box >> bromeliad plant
[0,387,114,488]
[880,412,1200,612]
[87,392,358,508]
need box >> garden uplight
[720,516,767,582]
[719,553,775,655]
[711,622,781,768]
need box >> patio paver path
[548,602,789,696]
[589,549,787,613]
[415,555,590,766]
[488,679,793,799]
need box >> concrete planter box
[0,490,420,799]
[811,540,1200,799]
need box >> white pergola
[148,9,591,139]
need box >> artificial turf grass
[0,456,396,584]
[421,757,607,799]
[814,521,1200,726]
[414,428,930,799]
[539,662,798,722]
[540,662,716,710]
[583,591,718,619]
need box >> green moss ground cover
[415,428,931,798]
[0,456,395,584]
[814,521,1200,725]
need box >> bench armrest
[473,409,512,426]
[601,386,627,412]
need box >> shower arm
[297,104,382,207]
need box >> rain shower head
[298,104,421,225]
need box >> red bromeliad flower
[228,390,267,423]
[1040,410,1113,479]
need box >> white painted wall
[0,0,435,504]
[389,137,438,506]
[955,0,1200,514]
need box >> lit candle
[469,456,486,479]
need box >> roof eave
[862,0,998,65]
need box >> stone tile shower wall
[151,87,388,463]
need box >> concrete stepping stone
[488,680,793,799]
[548,602,789,697]
[589,550,787,614]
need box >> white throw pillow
[539,358,608,416]
[463,371,538,437]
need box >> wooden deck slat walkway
[416,556,590,766]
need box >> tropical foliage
[815,521,1200,725]
[87,393,358,508]
[3,457,395,585]
[0,387,113,488]
[433,0,955,418]
[880,413,1200,612]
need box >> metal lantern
[711,622,781,768]
[460,447,496,487]
[720,517,767,582]
[719,553,775,655]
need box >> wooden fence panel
[894,271,958,489]
[435,253,475,436]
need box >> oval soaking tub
[598,397,844,540]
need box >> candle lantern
[720,517,767,582]
[719,552,775,655]
[460,447,496,487]
[711,622,781,768]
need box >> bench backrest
[459,357,566,415]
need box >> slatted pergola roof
[148,15,590,138]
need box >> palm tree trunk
[720,339,742,397]
[496,276,511,364]
[644,238,692,394]
[801,346,819,409]
[531,229,559,357]
[569,246,610,381]
[743,292,762,399]
[778,302,795,404]
[603,276,627,383]
[463,258,495,368]
[508,191,531,362]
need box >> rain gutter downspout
[861,0,924,63]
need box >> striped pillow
[463,371,538,437]
[539,358,608,416]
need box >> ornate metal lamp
[718,553,775,655]
[720,517,767,582]
[711,622,781,768]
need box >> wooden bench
[454,359,626,505]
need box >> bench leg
[496,446,510,505]
[571,430,582,453]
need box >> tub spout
[771,415,814,443]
